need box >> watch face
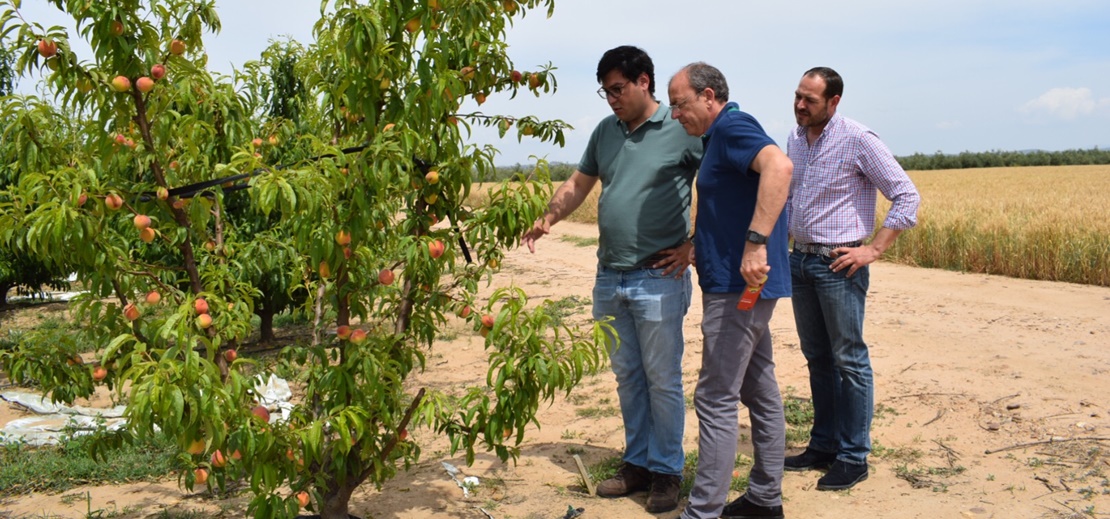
[747,231,767,244]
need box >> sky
[15,0,1110,166]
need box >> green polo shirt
[578,104,703,270]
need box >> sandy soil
[2,221,1109,519]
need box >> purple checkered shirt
[786,113,920,245]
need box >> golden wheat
[882,165,1110,286]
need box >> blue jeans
[593,263,691,476]
[790,251,873,465]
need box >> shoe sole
[816,470,869,491]
[783,461,833,472]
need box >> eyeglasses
[597,82,629,100]
[670,91,703,112]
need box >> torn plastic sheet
[0,391,127,446]
[441,461,474,497]
[252,373,294,423]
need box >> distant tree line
[895,147,1110,171]
[486,147,1110,181]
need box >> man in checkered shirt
[783,66,920,491]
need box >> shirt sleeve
[857,131,920,230]
[725,115,776,177]
[577,123,602,177]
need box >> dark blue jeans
[789,251,872,465]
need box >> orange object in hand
[736,276,769,311]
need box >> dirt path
[3,221,1109,519]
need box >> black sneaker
[645,473,681,513]
[721,493,784,519]
[783,447,836,472]
[816,460,869,491]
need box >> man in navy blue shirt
[664,63,793,519]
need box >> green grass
[558,235,599,247]
[587,451,752,499]
[782,388,814,447]
[0,429,183,496]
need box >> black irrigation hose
[134,144,474,264]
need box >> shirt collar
[702,101,740,144]
[793,111,843,140]
[616,102,666,133]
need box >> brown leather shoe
[646,473,681,513]
[596,462,651,498]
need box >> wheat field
[469,164,1110,286]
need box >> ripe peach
[251,405,270,423]
[503,0,518,15]
[170,39,186,56]
[136,76,154,93]
[428,239,445,259]
[145,290,161,305]
[481,314,495,328]
[335,230,351,246]
[156,187,169,201]
[140,226,155,243]
[109,20,124,37]
[105,193,123,210]
[378,269,395,286]
[343,246,352,260]
[268,135,278,146]
[296,491,310,508]
[133,214,151,230]
[405,17,421,33]
[318,261,331,278]
[150,64,166,80]
[186,438,205,455]
[92,365,108,381]
[336,325,352,340]
[37,39,57,58]
[210,449,227,468]
[194,298,209,315]
[194,467,209,485]
[203,240,216,252]
[399,429,409,441]
[124,303,140,321]
[77,193,88,206]
[350,329,368,344]
[460,66,476,81]
[114,133,127,145]
[196,313,212,329]
[425,170,440,184]
[383,123,395,132]
[474,92,486,105]
[510,70,523,83]
[528,73,540,90]
[110,75,131,92]
[424,194,438,205]
[457,305,471,318]
[223,349,237,362]
[251,137,263,147]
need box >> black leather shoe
[645,473,681,513]
[816,460,869,490]
[721,493,784,519]
[783,447,836,471]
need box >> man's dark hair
[804,66,843,100]
[597,45,655,95]
[683,62,729,103]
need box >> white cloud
[1020,87,1104,119]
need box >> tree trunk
[0,282,10,309]
[317,480,357,519]
[258,306,276,343]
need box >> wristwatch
[746,230,768,245]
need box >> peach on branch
[114,133,127,145]
[251,405,270,423]
[203,240,216,252]
[268,134,278,145]
[186,438,205,455]
[145,290,161,305]
[318,261,331,278]
[156,187,169,201]
[92,365,108,381]
[37,39,58,58]
[510,70,523,83]
[110,76,131,92]
[378,269,395,286]
[335,230,351,246]
[428,239,445,259]
[150,64,166,80]
[424,193,438,205]
[336,325,352,340]
[251,137,263,147]
[425,170,439,184]
[481,314,495,328]
[457,305,472,318]
[194,468,209,485]
[194,298,209,315]
[296,491,310,509]
[343,246,352,260]
[105,193,124,210]
[170,39,186,56]
[223,349,237,362]
[528,72,540,90]
[383,123,395,132]
[196,313,212,329]
[109,20,124,37]
[123,303,140,321]
[77,193,88,206]
[136,77,154,93]
[405,17,421,33]
[474,92,486,105]
[350,329,368,344]
[133,214,151,230]
[210,449,227,468]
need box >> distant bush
[896,147,1110,171]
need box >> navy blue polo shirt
[694,102,790,298]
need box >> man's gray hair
[683,62,729,103]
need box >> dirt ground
[2,221,1109,519]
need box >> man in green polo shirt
[523,45,702,514]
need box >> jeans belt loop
[794,241,863,257]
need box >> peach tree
[0,1,609,518]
